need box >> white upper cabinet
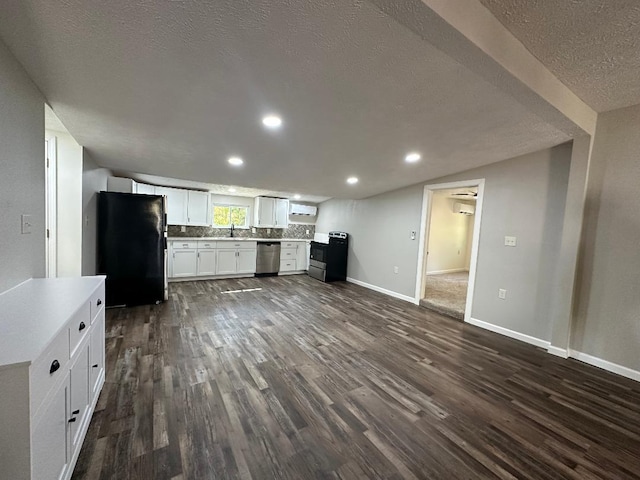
[254,197,275,227]
[187,191,210,226]
[156,186,188,225]
[254,197,288,229]
[136,183,156,195]
[275,199,289,228]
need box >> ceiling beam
[369,0,597,136]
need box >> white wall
[316,143,572,341]
[571,104,640,371]
[47,129,83,277]
[0,38,45,293]
[426,194,473,274]
[82,152,111,275]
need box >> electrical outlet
[393,266,399,274]
[180,226,186,233]
[504,236,517,247]
[498,289,507,300]
[21,214,32,234]
[252,227,257,234]
[306,229,310,235]
[267,228,271,234]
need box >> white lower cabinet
[31,372,70,480]
[237,249,258,274]
[197,249,217,275]
[279,241,308,274]
[69,341,90,449]
[216,249,238,275]
[0,277,106,480]
[171,243,198,278]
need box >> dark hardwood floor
[73,275,640,479]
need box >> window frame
[211,203,250,229]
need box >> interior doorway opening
[415,180,485,322]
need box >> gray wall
[433,144,571,341]
[316,186,424,297]
[0,39,45,292]
[571,104,640,370]
[316,143,572,341]
[82,152,111,275]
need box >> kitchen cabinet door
[187,191,210,226]
[157,186,188,225]
[274,199,289,228]
[89,314,105,400]
[237,249,257,274]
[172,249,198,277]
[69,342,90,450]
[296,242,308,271]
[216,249,238,275]
[254,197,275,227]
[31,372,70,480]
[197,249,217,276]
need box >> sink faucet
[230,223,235,238]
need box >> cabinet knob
[92,364,99,368]
[68,417,77,423]
[97,299,102,306]
[79,321,86,331]
[72,409,80,415]
[49,360,60,374]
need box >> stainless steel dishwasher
[256,242,281,276]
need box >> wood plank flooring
[72,275,640,479]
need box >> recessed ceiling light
[229,187,237,193]
[262,115,282,129]
[347,177,359,185]
[405,152,421,163]
[293,194,301,200]
[228,156,243,166]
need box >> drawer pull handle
[68,417,76,423]
[49,360,60,374]
[79,322,86,331]
[72,409,80,415]
[97,299,102,306]
[92,364,99,368]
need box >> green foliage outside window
[212,205,248,227]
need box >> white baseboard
[346,277,418,304]
[467,317,550,349]
[426,268,468,275]
[547,346,569,358]
[569,350,640,382]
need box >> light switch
[410,231,416,240]
[393,266,399,274]
[21,214,32,234]
[504,236,517,247]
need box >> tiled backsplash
[168,224,315,239]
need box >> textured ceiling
[0,0,570,199]
[479,0,640,112]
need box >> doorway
[45,135,57,277]
[414,180,485,322]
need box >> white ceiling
[480,0,640,112]
[0,0,571,199]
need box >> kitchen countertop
[168,237,311,242]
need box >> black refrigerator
[98,192,168,307]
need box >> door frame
[414,179,485,322]
[45,136,58,278]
